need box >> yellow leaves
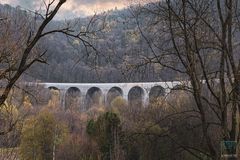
[126,29,140,43]
[72,39,80,45]
[153,63,163,73]
[23,96,33,111]
[0,102,19,122]
[50,89,60,96]
[87,106,106,120]
[103,22,113,33]
[149,97,166,108]
[0,102,21,141]
[48,89,61,109]
[20,110,68,160]
[146,123,168,135]
[109,96,128,117]
[111,96,127,109]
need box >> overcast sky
[1,0,134,19]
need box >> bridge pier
[60,90,66,110]
[143,94,149,107]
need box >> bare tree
[129,0,240,159]
[0,0,103,135]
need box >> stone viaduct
[27,82,183,111]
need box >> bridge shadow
[65,87,81,111]
[128,86,145,108]
[85,87,103,111]
[149,86,165,105]
[106,87,123,107]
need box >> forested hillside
[0,3,175,83]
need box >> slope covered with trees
[0,3,175,83]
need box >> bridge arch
[48,86,60,91]
[48,86,61,108]
[149,85,165,104]
[128,86,145,107]
[85,87,103,110]
[65,87,81,111]
[106,87,123,107]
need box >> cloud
[69,0,124,5]
[1,0,38,9]
[1,0,130,19]
[56,0,129,19]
